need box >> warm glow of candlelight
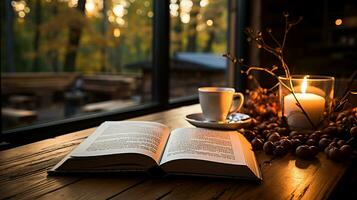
[301,75,309,94]
[285,75,325,130]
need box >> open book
[49,121,262,181]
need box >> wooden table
[0,104,352,200]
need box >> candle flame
[301,75,309,94]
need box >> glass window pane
[247,0,357,96]
[169,0,228,99]
[2,0,153,131]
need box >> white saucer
[185,113,252,130]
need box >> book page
[160,128,246,166]
[70,121,170,163]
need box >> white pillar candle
[284,93,325,129]
[283,76,326,130]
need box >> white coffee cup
[198,87,244,122]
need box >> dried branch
[266,28,281,48]
[334,71,357,112]
[268,83,280,92]
[224,13,317,130]
[281,12,289,49]
[223,53,292,93]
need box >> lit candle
[284,76,325,130]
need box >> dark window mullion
[227,0,249,91]
[152,0,170,106]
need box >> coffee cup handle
[229,92,244,114]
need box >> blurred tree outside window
[2,0,153,73]
[1,0,229,132]
[169,0,228,99]
[1,0,154,131]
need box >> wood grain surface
[0,104,350,200]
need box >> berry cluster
[241,88,357,161]
[241,88,280,121]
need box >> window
[2,0,154,132]
[169,0,228,99]
[1,0,247,144]
[246,0,357,96]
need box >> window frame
[1,0,249,146]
